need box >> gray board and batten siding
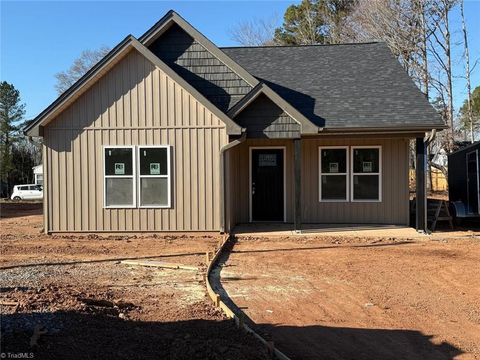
[149,23,252,113]
[225,137,410,228]
[233,94,301,139]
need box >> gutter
[321,125,448,133]
[219,131,247,233]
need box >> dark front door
[466,150,479,214]
[251,148,284,221]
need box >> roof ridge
[220,41,382,50]
[138,10,259,87]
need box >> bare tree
[415,0,430,98]
[427,0,458,149]
[342,1,461,184]
[229,15,278,46]
[54,46,111,95]
[342,0,426,86]
[460,0,476,142]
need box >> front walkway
[218,235,480,360]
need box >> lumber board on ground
[121,260,198,271]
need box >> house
[33,164,43,185]
[24,10,446,234]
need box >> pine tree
[0,81,25,196]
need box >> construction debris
[0,301,19,306]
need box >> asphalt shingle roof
[221,42,445,129]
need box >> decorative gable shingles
[234,94,300,139]
[149,24,252,112]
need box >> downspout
[424,129,436,145]
[424,129,437,196]
[220,131,247,234]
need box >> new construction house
[24,10,446,234]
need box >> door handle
[252,182,255,195]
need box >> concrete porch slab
[232,223,421,238]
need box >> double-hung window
[319,147,348,201]
[351,146,381,201]
[103,146,171,208]
[104,146,135,207]
[138,146,171,207]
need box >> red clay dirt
[0,203,268,359]
[220,235,480,360]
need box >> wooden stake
[121,260,198,271]
[215,294,220,307]
[205,251,210,264]
[238,312,245,329]
[30,324,47,347]
[267,341,275,358]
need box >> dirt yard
[219,235,480,360]
[0,203,267,359]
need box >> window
[351,146,381,201]
[36,174,43,185]
[104,147,135,207]
[138,146,171,207]
[319,147,348,201]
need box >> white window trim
[350,145,382,203]
[103,145,136,209]
[318,146,349,202]
[137,145,172,209]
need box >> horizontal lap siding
[302,137,409,225]
[45,49,227,232]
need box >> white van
[10,184,43,200]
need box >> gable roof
[222,43,447,132]
[139,10,319,135]
[26,11,446,138]
[228,83,319,134]
[24,35,243,136]
[139,10,259,88]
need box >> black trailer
[448,141,480,219]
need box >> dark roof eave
[319,124,448,134]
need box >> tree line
[0,82,41,197]
[0,48,109,198]
[1,2,477,197]
[230,0,479,164]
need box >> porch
[232,223,418,237]
[222,136,428,234]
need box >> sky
[1,0,479,120]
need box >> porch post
[416,137,427,232]
[294,139,302,232]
